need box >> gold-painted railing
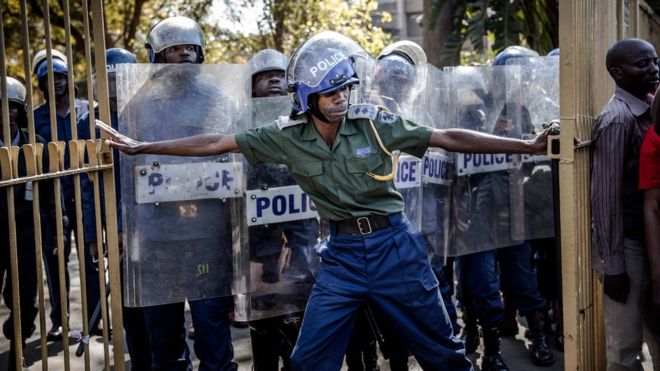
[0,1,124,370]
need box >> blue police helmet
[547,48,560,56]
[32,49,67,75]
[287,31,370,114]
[106,48,137,73]
[36,57,68,80]
[493,45,539,66]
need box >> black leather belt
[335,214,393,235]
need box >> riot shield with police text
[117,63,248,307]
[505,56,559,241]
[416,65,455,260]
[368,58,433,229]
[236,95,321,321]
[445,65,525,256]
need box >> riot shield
[117,63,248,307]
[367,59,433,229]
[236,95,321,321]
[445,65,525,256]
[506,56,559,241]
[417,65,455,261]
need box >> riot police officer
[245,48,321,371]
[33,49,90,341]
[1,77,57,369]
[456,46,555,370]
[131,16,238,371]
[99,31,552,371]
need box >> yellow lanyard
[366,119,400,182]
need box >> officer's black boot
[526,310,555,366]
[480,327,509,371]
[459,308,479,354]
[363,341,380,371]
[8,340,27,371]
[388,354,409,371]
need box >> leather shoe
[47,325,63,341]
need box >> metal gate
[559,1,660,370]
[1,1,124,370]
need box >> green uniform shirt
[235,104,433,220]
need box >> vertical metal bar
[90,1,126,369]
[558,0,579,369]
[61,0,91,368]
[42,0,71,368]
[81,0,96,139]
[93,154,111,370]
[18,0,49,368]
[80,0,111,367]
[0,5,25,369]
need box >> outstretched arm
[97,121,239,156]
[429,127,549,155]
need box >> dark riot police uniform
[121,65,237,371]
[123,16,238,370]
[235,105,472,371]
[33,58,91,335]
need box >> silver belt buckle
[357,217,372,235]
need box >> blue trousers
[458,242,545,328]
[143,296,237,371]
[290,214,472,371]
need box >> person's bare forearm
[126,134,238,156]
[430,128,544,155]
[97,121,240,157]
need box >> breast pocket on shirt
[345,154,388,192]
[290,160,324,192]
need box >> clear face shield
[286,31,374,114]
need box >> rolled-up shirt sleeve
[235,123,288,165]
[591,121,629,275]
[377,117,434,158]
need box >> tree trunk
[422,0,456,67]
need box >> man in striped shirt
[591,38,660,370]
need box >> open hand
[96,120,144,155]
[529,122,559,155]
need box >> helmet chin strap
[308,95,331,123]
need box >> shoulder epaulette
[348,103,400,125]
[276,115,306,130]
[376,109,399,125]
[348,103,379,121]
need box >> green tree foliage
[2,0,390,82]
[208,0,391,63]
[1,0,217,81]
[427,0,558,66]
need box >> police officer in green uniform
[99,31,551,371]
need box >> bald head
[605,38,658,98]
[606,38,654,70]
